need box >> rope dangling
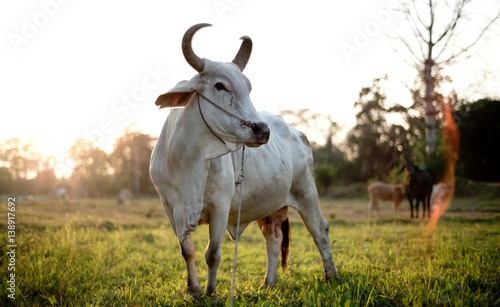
[230,146,245,307]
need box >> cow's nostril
[252,121,270,142]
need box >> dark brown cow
[401,160,433,218]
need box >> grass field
[1,195,499,306]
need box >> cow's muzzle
[247,121,270,147]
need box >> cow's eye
[215,82,229,92]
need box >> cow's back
[368,182,395,201]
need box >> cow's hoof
[325,271,342,285]
[205,286,214,296]
[260,282,276,290]
[204,291,218,303]
[187,286,202,299]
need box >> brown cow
[368,182,405,218]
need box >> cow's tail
[281,218,290,271]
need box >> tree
[0,167,13,194]
[0,138,41,195]
[454,99,500,181]
[34,156,58,195]
[67,138,111,197]
[392,0,500,154]
[313,137,345,192]
[279,108,339,148]
[346,77,408,181]
[109,127,155,196]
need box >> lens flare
[428,101,460,231]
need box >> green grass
[1,197,499,306]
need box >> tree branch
[434,20,459,60]
[428,0,435,36]
[392,35,423,67]
[409,1,429,44]
[437,10,500,65]
[412,0,428,29]
[434,0,465,45]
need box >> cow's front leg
[180,234,201,298]
[205,207,230,297]
[372,199,381,218]
[368,199,376,218]
[408,198,414,218]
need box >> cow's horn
[232,36,252,72]
[182,23,212,72]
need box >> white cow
[150,24,339,298]
[430,181,452,216]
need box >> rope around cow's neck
[230,145,246,307]
[197,93,256,147]
[198,92,255,129]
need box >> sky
[1,0,499,176]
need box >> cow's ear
[155,77,201,109]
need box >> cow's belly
[229,179,291,224]
[227,141,293,225]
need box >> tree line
[0,88,498,198]
[3,1,499,198]
[0,128,156,198]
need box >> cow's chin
[224,136,268,151]
[224,141,263,151]
[246,142,265,148]
[246,137,269,148]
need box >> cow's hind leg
[291,185,339,283]
[415,197,421,218]
[421,197,426,218]
[425,195,431,218]
[257,207,288,288]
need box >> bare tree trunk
[424,0,437,154]
[424,57,437,153]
